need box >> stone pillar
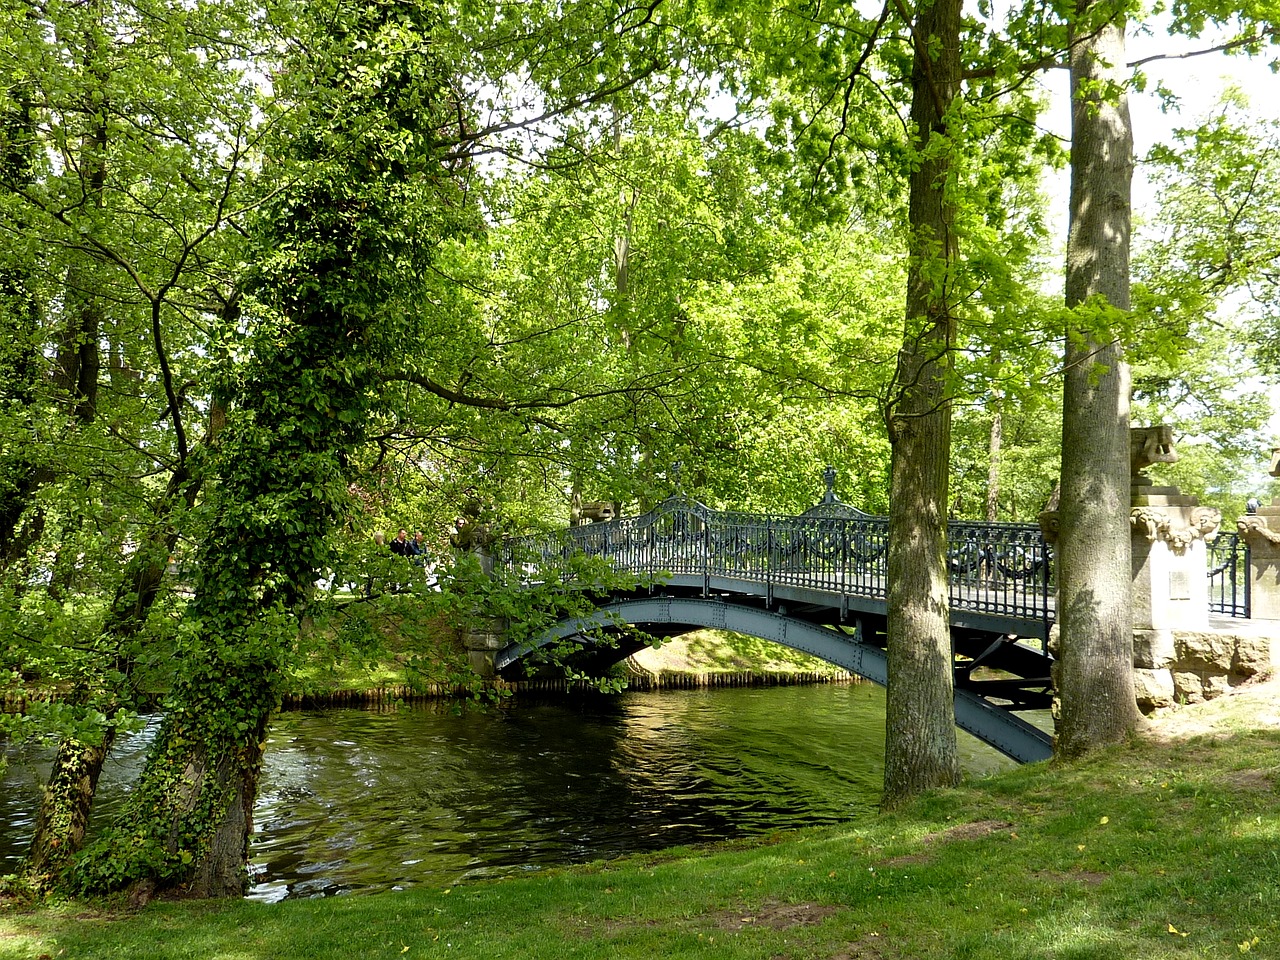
[1237,447,1280,621]
[1128,426,1221,633]
[1130,493,1221,632]
[463,613,505,678]
[451,503,505,678]
[1128,426,1222,710]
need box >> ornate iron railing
[1207,531,1250,618]
[502,495,1055,631]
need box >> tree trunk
[23,735,114,889]
[1055,2,1141,759]
[985,382,1003,523]
[53,4,108,427]
[22,463,203,890]
[0,71,46,570]
[121,689,270,901]
[882,0,963,809]
[8,6,108,576]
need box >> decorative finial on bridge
[823,465,837,504]
[671,461,683,495]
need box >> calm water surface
[1,684,1016,901]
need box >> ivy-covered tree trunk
[23,461,203,889]
[24,737,115,889]
[70,0,465,899]
[882,0,963,809]
[1055,1,1141,758]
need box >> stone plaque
[1169,569,1192,601]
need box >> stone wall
[1133,624,1274,711]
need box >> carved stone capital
[1237,514,1280,547]
[1130,506,1170,543]
[1189,506,1223,543]
[1130,506,1221,554]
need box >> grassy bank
[282,625,848,705]
[4,678,1279,960]
[628,630,847,682]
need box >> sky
[1037,18,1280,238]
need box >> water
[1,684,1016,900]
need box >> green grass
[5,690,1280,960]
[632,629,846,676]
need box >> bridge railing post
[1039,531,1051,652]
[766,516,774,607]
[703,517,710,596]
[648,516,655,585]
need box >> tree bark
[52,4,109,427]
[1055,2,1141,759]
[882,0,963,809]
[985,380,1003,523]
[8,4,108,582]
[23,736,114,889]
[22,462,203,890]
[0,67,47,570]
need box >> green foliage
[1128,96,1279,492]
[3,0,1277,900]
[70,0,483,895]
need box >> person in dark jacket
[390,528,413,557]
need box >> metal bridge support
[497,596,1055,764]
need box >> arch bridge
[498,489,1057,764]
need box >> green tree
[1053,0,1142,759]
[1053,7,1280,757]
[1131,99,1279,508]
[880,0,966,808]
[0,0,264,887]
[70,0,484,898]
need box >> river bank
[278,628,851,708]
[5,672,1278,959]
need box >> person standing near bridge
[390,528,413,557]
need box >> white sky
[1037,21,1280,247]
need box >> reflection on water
[1,684,1019,901]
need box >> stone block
[1174,631,1234,672]
[1171,671,1206,704]
[463,630,504,651]
[1133,668,1175,713]
[1232,634,1273,678]
[1202,672,1233,699]
[1133,629,1175,669]
[467,649,496,677]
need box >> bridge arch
[496,595,1053,764]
